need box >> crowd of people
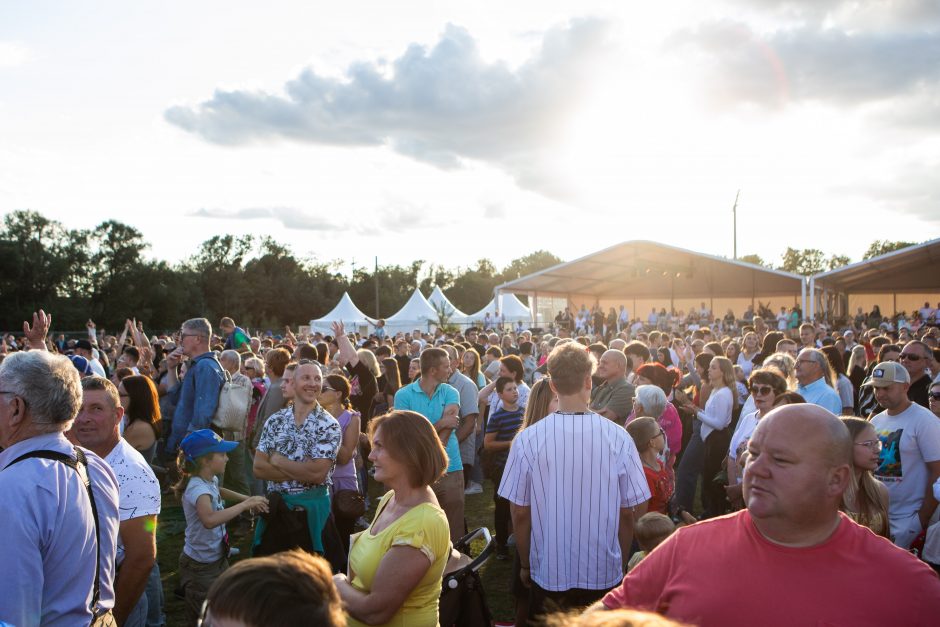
[2,302,940,626]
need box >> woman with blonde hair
[840,417,890,537]
[676,356,736,517]
[334,410,450,627]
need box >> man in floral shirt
[253,360,341,554]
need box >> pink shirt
[626,402,682,456]
[603,511,940,627]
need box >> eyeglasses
[320,386,336,393]
[854,439,882,451]
[750,384,774,396]
[929,392,940,401]
[899,353,923,361]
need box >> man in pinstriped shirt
[499,341,650,619]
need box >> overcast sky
[1,0,938,274]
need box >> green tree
[496,250,563,283]
[0,211,90,329]
[347,261,424,319]
[827,254,851,270]
[738,254,765,267]
[779,248,827,276]
[863,240,916,260]
[186,235,254,323]
[450,259,498,313]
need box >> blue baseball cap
[180,429,238,463]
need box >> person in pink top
[589,404,940,627]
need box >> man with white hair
[0,312,121,625]
[795,348,842,415]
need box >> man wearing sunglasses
[866,361,940,549]
[898,341,934,408]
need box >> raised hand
[23,310,52,350]
[331,320,345,338]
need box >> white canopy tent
[810,238,940,319]
[427,285,471,324]
[309,292,375,336]
[384,288,440,334]
[467,293,533,327]
[494,240,807,325]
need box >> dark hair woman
[119,375,162,463]
[381,357,402,410]
[318,373,362,554]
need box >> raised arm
[23,310,51,351]
[331,321,360,368]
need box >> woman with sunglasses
[724,369,788,509]
[930,381,940,419]
[840,417,890,538]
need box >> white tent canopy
[309,292,375,335]
[468,293,532,326]
[384,288,440,334]
[427,285,470,323]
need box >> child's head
[496,376,519,406]
[626,417,666,455]
[733,364,746,382]
[635,512,676,552]
[179,429,238,475]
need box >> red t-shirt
[642,463,673,515]
[603,511,940,627]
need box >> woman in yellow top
[334,410,451,626]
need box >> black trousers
[528,581,612,623]
[702,428,731,518]
[492,466,511,548]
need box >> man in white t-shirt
[866,362,940,549]
[74,376,161,627]
[498,341,650,619]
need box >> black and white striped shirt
[498,411,650,591]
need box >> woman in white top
[675,356,736,518]
[737,332,760,378]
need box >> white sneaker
[464,481,483,495]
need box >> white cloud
[165,18,614,197]
[670,21,940,109]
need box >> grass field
[157,477,516,625]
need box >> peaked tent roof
[495,240,804,299]
[812,238,940,293]
[427,285,470,322]
[468,293,532,323]
[310,292,375,334]
[384,288,440,332]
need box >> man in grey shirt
[590,349,635,425]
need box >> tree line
[0,210,562,333]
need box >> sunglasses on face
[899,353,923,361]
[750,385,774,396]
[929,392,940,401]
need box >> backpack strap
[8,448,104,616]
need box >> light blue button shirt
[0,432,120,627]
[394,380,463,473]
[797,377,843,415]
